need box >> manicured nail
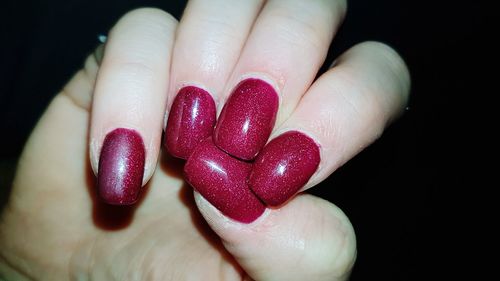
[184,137,265,223]
[214,78,279,160]
[249,131,320,206]
[165,86,217,159]
[98,128,145,205]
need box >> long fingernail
[184,137,265,223]
[249,131,320,206]
[98,128,145,205]
[165,86,216,159]
[214,78,279,160]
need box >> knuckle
[124,7,177,26]
[270,0,346,51]
[361,41,411,102]
[340,70,388,135]
[307,107,341,142]
[119,7,178,32]
[194,16,247,50]
[279,16,328,51]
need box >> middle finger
[214,0,347,160]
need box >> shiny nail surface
[98,128,145,205]
[184,137,265,223]
[165,86,216,159]
[249,131,320,206]
[214,78,279,160]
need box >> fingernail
[214,78,279,160]
[98,128,145,205]
[249,131,320,206]
[184,137,265,223]
[165,86,216,159]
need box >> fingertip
[193,191,271,238]
[90,7,178,199]
[184,138,266,224]
[249,130,321,206]
[194,192,356,281]
[309,197,357,279]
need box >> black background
[0,0,484,280]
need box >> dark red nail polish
[165,86,216,159]
[98,128,145,205]
[214,78,279,160]
[249,131,320,206]
[184,137,265,223]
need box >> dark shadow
[158,152,243,272]
[83,121,154,230]
[177,183,243,275]
[91,201,136,229]
[0,158,18,212]
[158,152,185,179]
[84,156,148,230]
[158,152,242,273]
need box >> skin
[0,1,410,280]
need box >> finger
[164,0,264,159]
[14,51,99,191]
[213,0,348,160]
[64,48,101,111]
[2,52,100,277]
[250,41,411,206]
[89,8,177,205]
[195,192,356,281]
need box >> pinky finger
[250,41,411,206]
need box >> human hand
[0,1,410,280]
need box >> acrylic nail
[214,78,279,160]
[184,137,265,223]
[97,128,145,205]
[165,86,216,159]
[249,131,320,206]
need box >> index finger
[90,8,177,205]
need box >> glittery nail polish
[184,137,265,223]
[98,128,145,205]
[165,86,216,159]
[249,131,320,206]
[214,78,279,160]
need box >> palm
[0,83,238,280]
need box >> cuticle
[236,72,282,104]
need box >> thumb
[195,192,357,281]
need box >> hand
[0,1,410,280]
